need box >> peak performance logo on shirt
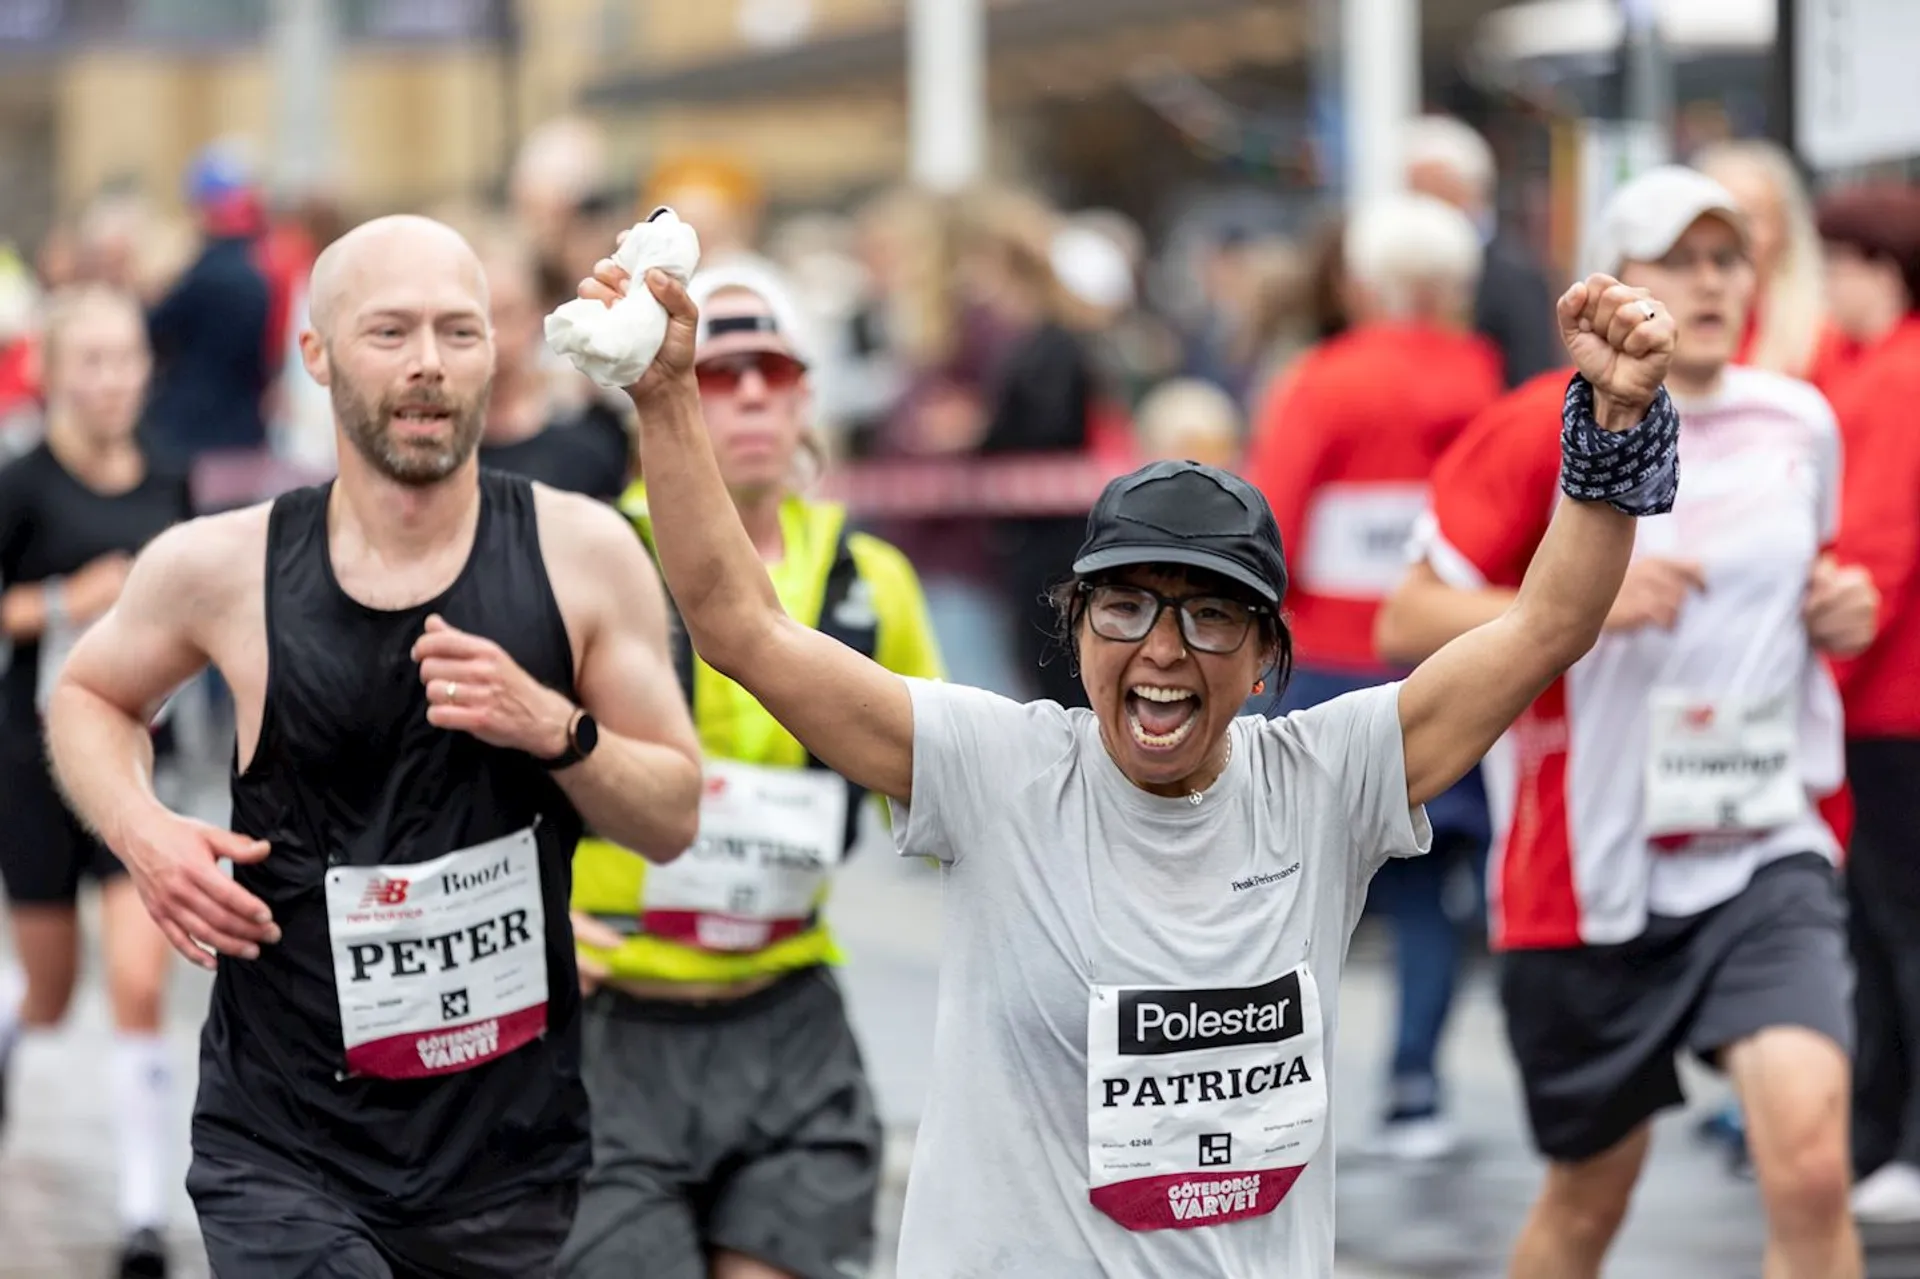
[1118,973,1304,1057]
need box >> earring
[1251,679,1266,696]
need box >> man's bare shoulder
[136,501,272,609]
[529,482,662,634]
[530,481,641,550]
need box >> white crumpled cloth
[543,206,702,388]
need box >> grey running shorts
[187,1138,578,1278]
[1500,851,1852,1163]
[557,966,883,1279]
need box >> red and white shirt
[1416,367,1844,949]
[1246,323,1502,673]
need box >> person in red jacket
[1245,191,1502,1159]
[1820,182,1920,1224]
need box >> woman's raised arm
[1398,274,1679,805]
[590,265,917,803]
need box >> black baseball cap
[1073,460,1289,603]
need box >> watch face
[575,714,599,756]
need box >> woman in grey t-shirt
[575,255,1680,1277]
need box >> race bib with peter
[325,826,549,1080]
[1086,965,1328,1232]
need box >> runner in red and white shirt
[1377,166,1876,1279]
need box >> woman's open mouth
[1126,684,1201,750]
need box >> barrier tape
[192,450,1138,519]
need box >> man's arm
[541,491,703,860]
[49,521,225,844]
[46,512,279,967]
[413,489,703,863]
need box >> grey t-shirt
[890,679,1430,1279]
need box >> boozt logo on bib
[1119,973,1303,1056]
[325,828,548,1081]
[1087,967,1329,1233]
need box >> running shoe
[1853,1163,1920,1224]
[117,1227,168,1278]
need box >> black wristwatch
[538,709,599,770]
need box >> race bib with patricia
[640,760,848,953]
[1086,966,1328,1232]
[1645,689,1807,844]
[325,826,548,1080]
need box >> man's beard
[332,375,489,486]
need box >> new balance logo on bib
[1086,967,1328,1232]
[325,826,548,1079]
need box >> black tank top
[195,470,589,1220]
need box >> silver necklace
[1188,732,1233,806]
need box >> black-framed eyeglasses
[1081,583,1268,655]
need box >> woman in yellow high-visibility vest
[561,258,944,1279]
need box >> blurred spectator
[1302,215,1352,343]
[34,223,79,292]
[472,232,630,500]
[1405,115,1559,388]
[831,187,940,460]
[954,187,1098,708]
[1814,184,1920,402]
[510,116,609,313]
[0,245,43,459]
[72,188,152,297]
[140,142,273,465]
[1231,239,1318,411]
[1818,181,1920,1221]
[1247,191,1501,1160]
[765,210,870,451]
[1179,223,1264,401]
[644,156,763,263]
[1695,140,1836,384]
[1057,208,1182,408]
[1133,377,1241,469]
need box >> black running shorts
[0,738,127,905]
[557,967,883,1279]
[1500,852,1852,1164]
[187,1138,578,1279]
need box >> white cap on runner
[1584,165,1749,277]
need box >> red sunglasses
[694,350,806,395]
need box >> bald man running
[43,215,704,1278]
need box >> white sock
[112,1033,172,1232]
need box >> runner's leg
[711,1251,796,1279]
[187,1142,395,1279]
[9,905,81,1027]
[381,1181,579,1279]
[1,904,80,1137]
[706,971,882,1279]
[1506,1126,1651,1279]
[100,871,176,1261]
[1724,1027,1860,1279]
[1373,834,1463,1149]
[555,992,704,1279]
[1685,855,1857,1276]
